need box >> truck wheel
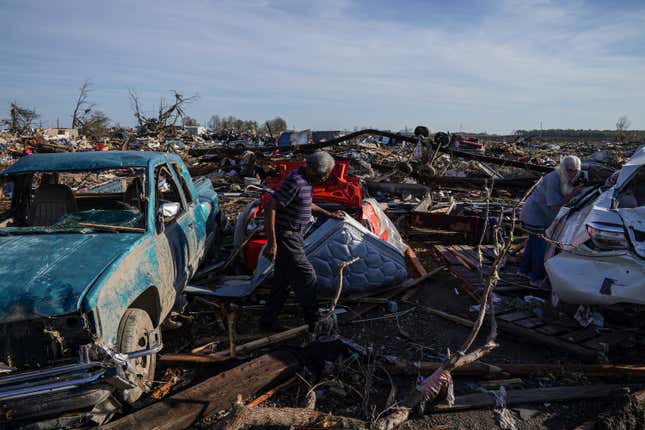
[117,308,159,403]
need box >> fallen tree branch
[214,402,369,430]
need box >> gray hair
[559,155,581,172]
[306,151,335,175]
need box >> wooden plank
[583,332,630,353]
[560,327,601,344]
[434,247,462,266]
[343,269,440,321]
[463,246,490,267]
[514,317,545,329]
[103,351,299,430]
[497,319,599,361]
[405,246,428,278]
[434,384,629,411]
[209,325,308,360]
[453,246,480,269]
[446,247,475,270]
[415,305,600,361]
[497,311,534,322]
[536,324,570,336]
[388,361,645,379]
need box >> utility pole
[539,121,543,138]
[57,117,60,129]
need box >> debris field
[0,126,644,430]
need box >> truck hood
[0,233,141,323]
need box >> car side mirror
[159,202,180,223]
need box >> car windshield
[0,167,147,234]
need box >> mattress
[200,215,408,298]
[304,215,408,295]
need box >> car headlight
[586,222,628,250]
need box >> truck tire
[116,308,159,403]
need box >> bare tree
[207,115,221,131]
[6,101,39,134]
[129,89,145,128]
[128,90,198,135]
[80,111,111,139]
[71,81,95,128]
[616,115,631,143]
[616,115,631,132]
[261,117,287,135]
[182,116,199,127]
[69,81,111,138]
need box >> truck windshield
[0,167,147,234]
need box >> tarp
[277,130,310,147]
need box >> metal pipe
[0,343,162,394]
[0,362,103,387]
[0,370,105,401]
[124,342,164,360]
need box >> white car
[545,146,645,306]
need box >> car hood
[0,233,141,323]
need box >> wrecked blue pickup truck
[0,151,221,424]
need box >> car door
[168,162,202,276]
[154,165,195,294]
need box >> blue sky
[1,0,644,133]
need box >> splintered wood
[103,351,298,430]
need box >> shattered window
[0,168,147,233]
[155,165,185,225]
[617,169,645,208]
[172,162,193,204]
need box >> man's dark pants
[261,229,319,329]
[519,225,547,282]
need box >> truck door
[169,162,202,276]
[154,165,195,292]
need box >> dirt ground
[177,240,644,430]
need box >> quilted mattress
[203,215,408,298]
[304,215,408,295]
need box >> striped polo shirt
[273,167,312,232]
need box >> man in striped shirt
[260,151,343,332]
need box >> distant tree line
[515,128,644,140]
[207,115,287,136]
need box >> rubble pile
[0,126,643,430]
